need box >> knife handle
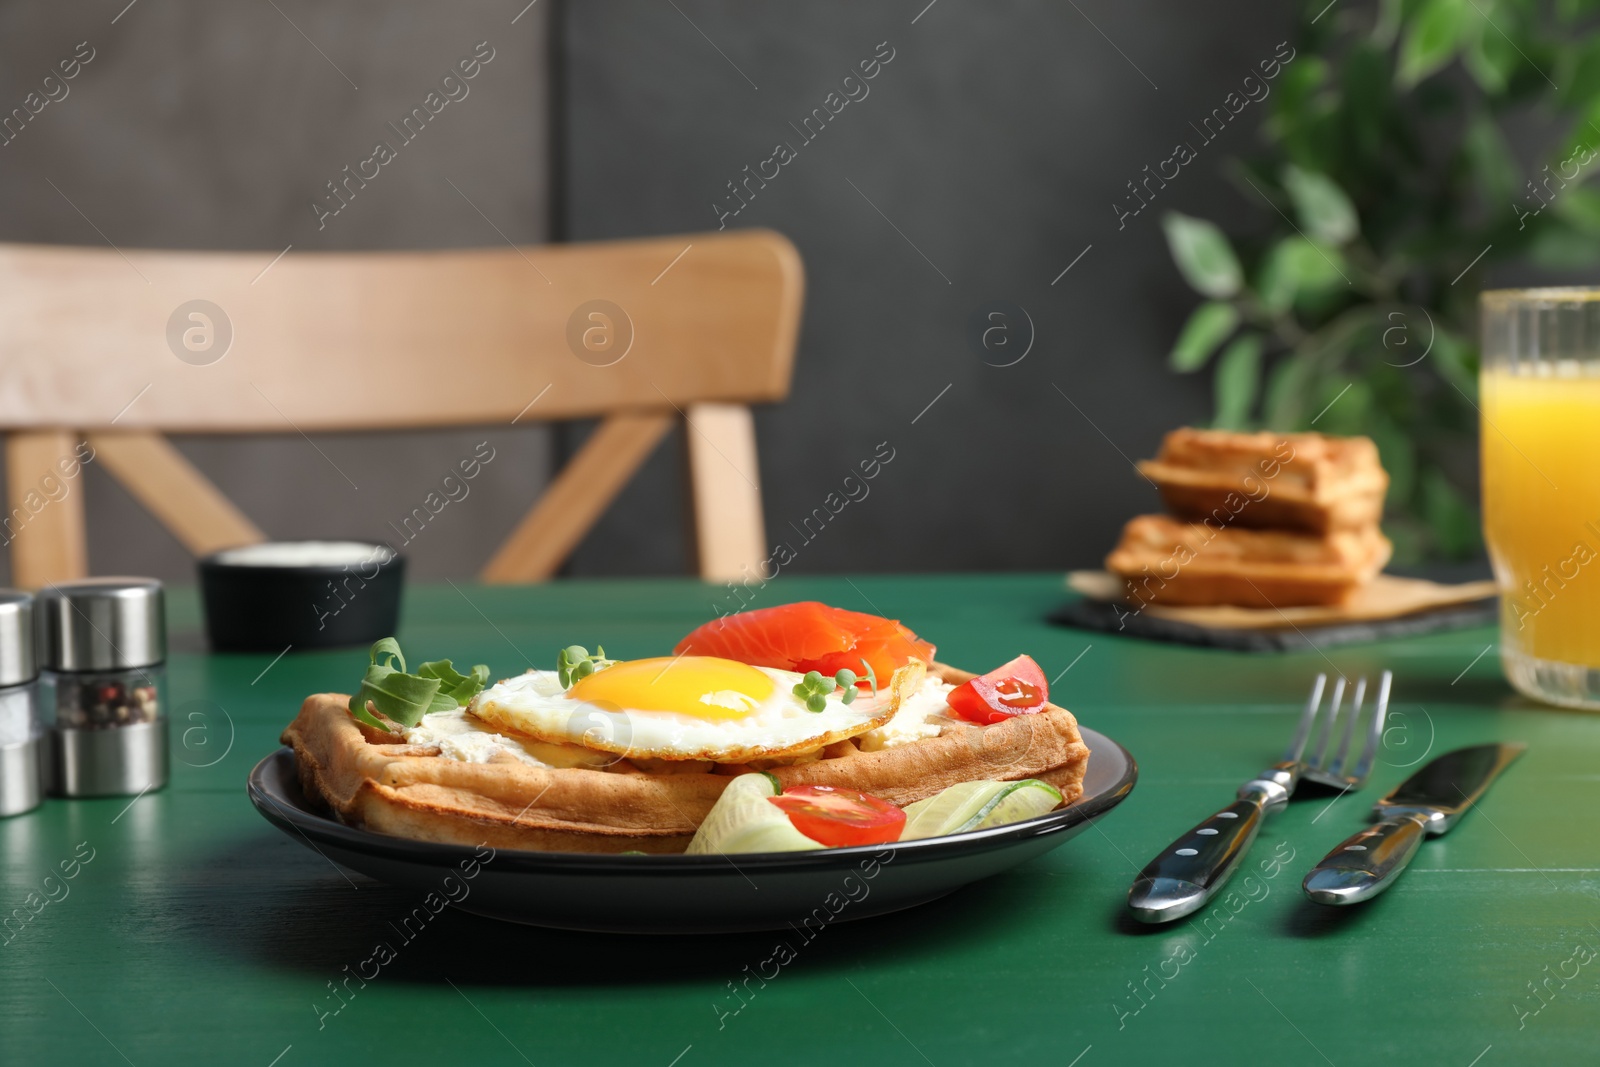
[1127,795,1267,924]
[1302,813,1431,906]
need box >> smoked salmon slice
[673,602,935,685]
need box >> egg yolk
[566,657,774,720]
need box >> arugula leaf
[418,658,491,710]
[349,662,441,731]
[348,640,488,730]
[369,637,406,675]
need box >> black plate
[247,727,1136,934]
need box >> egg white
[403,708,617,769]
[469,662,910,762]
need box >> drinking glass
[1481,287,1600,709]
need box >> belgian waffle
[281,662,1090,854]
[1105,514,1393,609]
[1136,428,1388,535]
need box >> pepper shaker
[39,578,168,797]
[0,591,42,817]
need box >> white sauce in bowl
[213,541,394,568]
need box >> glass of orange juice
[1481,288,1600,708]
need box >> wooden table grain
[1,575,1588,1066]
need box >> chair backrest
[0,229,803,587]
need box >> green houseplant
[1162,0,1600,561]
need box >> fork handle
[1126,793,1271,924]
[1302,813,1430,906]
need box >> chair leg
[481,411,676,583]
[5,430,89,588]
[88,431,266,556]
[683,402,766,582]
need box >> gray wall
[565,0,1293,576]
[2,1,1297,582]
[0,1,554,584]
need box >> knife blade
[1302,742,1524,906]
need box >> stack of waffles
[1104,428,1392,609]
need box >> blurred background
[1,0,1588,583]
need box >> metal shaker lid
[38,578,166,671]
[0,591,35,686]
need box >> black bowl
[199,543,404,652]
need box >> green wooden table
[2,575,1591,1066]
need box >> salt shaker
[39,578,168,797]
[0,591,42,817]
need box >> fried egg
[403,708,617,769]
[470,655,912,762]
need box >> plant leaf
[1366,414,1416,507]
[1463,15,1520,95]
[1528,224,1600,268]
[1342,44,1403,167]
[417,658,491,711]
[347,638,484,730]
[1263,350,1313,430]
[1421,468,1482,559]
[1558,0,1596,24]
[1371,0,1404,49]
[1310,378,1372,436]
[1265,57,1330,146]
[1429,328,1478,399]
[1398,0,1470,87]
[1258,236,1349,314]
[1170,301,1240,371]
[1211,334,1264,430]
[1462,113,1519,209]
[1554,185,1600,234]
[349,663,442,730]
[369,636,405,675]
[1558,97,1600,170]
[1282,166,1360,244]
[1561,37,1600,108]
[1162,212,1243,298]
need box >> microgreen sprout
[557,645,614,688]
[791,668,862,712]
[859,658,878,698]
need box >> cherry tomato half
[768,785,906,847]
[946,653,1050,725]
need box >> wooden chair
[0,229,803,588]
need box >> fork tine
[1327,676,1366,778]
[1349,670,1393,784]
[1283,673,1327,763]
[1308,676,1346,771]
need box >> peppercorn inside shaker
[0,591,42,817]
[38,578,168,798]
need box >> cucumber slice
[685,773,822,855]
[900,779,1064,840]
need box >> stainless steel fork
[1125,671,1391,924]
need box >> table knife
[1302,742,1525,906]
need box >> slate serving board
[1049,594,1498,652]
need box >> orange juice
[1481,370,1600,667]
